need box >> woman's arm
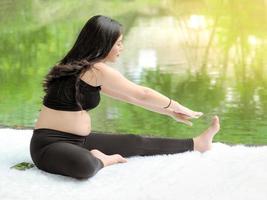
[100,85,172,116]
[94,62,202,119]
[93,63,173,108]
[101,85,194,126]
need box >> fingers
[175,118,193,126]
[183,120,193,126]
[174,110,203,119]
[196,112,203,117]
[173,103,204,118]
[171,109,203,126]
[171,112,193,126]
[186,111,203,119]
[192,112,203,118]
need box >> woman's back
[34,69,101,136]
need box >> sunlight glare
[248,35,259,46]
[187,15,206,29]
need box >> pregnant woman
[30,15,220,180]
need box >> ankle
[192,136,208,153]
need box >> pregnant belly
[34,105,92,136]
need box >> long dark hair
[42,15,123,111]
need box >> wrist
[163,98,172,109]
[169,100,180,110]
[164,107,173,116]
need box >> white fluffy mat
[1,128,267,200]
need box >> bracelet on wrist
[163,98,172,109]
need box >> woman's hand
[168,109,194,126]
[169,100,203,119]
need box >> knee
[72,157,101,180]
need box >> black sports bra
[42,75,101,111]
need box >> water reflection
[113,7,266,144]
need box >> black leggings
[30,128,194,180]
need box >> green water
[0,0,266,145]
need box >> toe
[212,115,219,124]
[211,116,220,132]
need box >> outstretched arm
[100,85,172,116]
[101,85,195,126]
[94,62,203,119]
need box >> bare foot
[90,149,128,167]
[193,115,220,153]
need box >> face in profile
[104,34,124,63]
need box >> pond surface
[0,0,266,145]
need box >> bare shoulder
[91,62,121,85]
[92,62,113,74]
[80,62,106,86]
[91,62,147,100]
